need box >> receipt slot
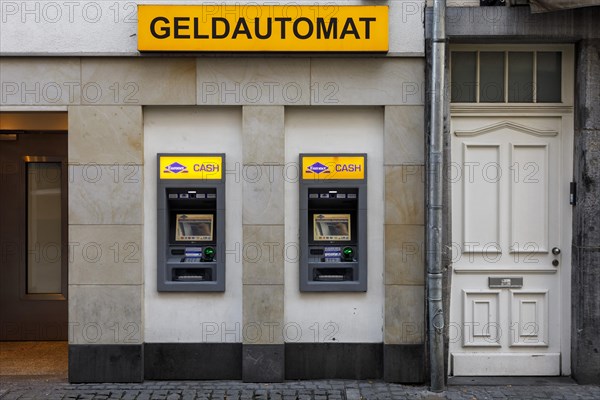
[299,154,367,292]
[157,153,225,292]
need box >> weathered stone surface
[576,40,600,131]
[242,285,284,345]
[68,106,142,164]
[571,39,600,385]
[311,59,425,105]
[384,285,425,345]
[385,166,425,225]
[197,58,310,105]
[69,285,142,345]
[385,225,425,286]
[573,129,600,247]
[68,165,143,225]
[242,344,284,383]
[242,166,285,225]
[81,58,196,105]
[428,7,600,40]
[384,106,425,165]
[0,58,80,105]
[571,246,600,384]
[243,106,285,165]
[242,225,285,285]
[69,225,143,285]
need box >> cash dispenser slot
[172,268,213,282]
[314,268,354,281]
[157,153,226,292]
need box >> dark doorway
[1,132,68,341]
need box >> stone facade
[0,55,427,381]
[2,3,598,385]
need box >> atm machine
[157,153,225,292]
[299,154,367,292]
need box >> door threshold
[0,375,67,383]
[448,376,576,386]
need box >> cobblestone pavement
[0,379,599,400]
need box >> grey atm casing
[157,153,225,292]
[299,153,367,292]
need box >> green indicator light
[342,247,354,259]
[203,247,215,257]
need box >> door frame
[448,44,574,376]
[0,130,69,341]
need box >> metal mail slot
[489,277,523,289]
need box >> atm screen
[175,214,213,241]
[313,214,351,241]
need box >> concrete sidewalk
[1,377,599,400]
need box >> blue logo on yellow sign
[302,155,365,180]
[306,162,330,175]
[160,156,223,180]
[163,162,188,174]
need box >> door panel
[510,145,549,251]
[510,290,548,347]
[462,144,501,252]
[450,117,568,376]
[0,132,68,341]
[462,290,501,347]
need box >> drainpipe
[427,0,446,393]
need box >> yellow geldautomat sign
[302,156,365,180]
[138,5,388,52]
[159,155,223,180]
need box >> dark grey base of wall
[243,344,284,382]
[69,344,143,383]
[144,343,242,380]
[68,342,426,382]
[383,344,426,383]
[285,343,383,380]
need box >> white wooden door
[449,116,572,376]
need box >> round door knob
[552,247,561,255]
